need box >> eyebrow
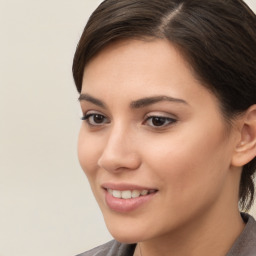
[78,93,188,109]
[78,94,106,108]
[130,95,188,108]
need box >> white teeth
[131,190,141,198]
[121,190,132,199]
[107,189,152,199]
[112,190,122,198]
[141,190,148,196]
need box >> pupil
[152,117,165,126]
[94,114,104,123]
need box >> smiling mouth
[106,188,157,199]
[103,185,158,212]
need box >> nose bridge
[108,122,128,152]
[98,121,140,172]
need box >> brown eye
[144,116,176,128]
[92,114,105,124]
[151,117,168,126]
[82,113,109,126]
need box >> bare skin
[78,39,256,256]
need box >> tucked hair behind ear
[73,0,256,210]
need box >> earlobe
[232,105,256,167]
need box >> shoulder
[227,213,256,256]
[76,240,136,256]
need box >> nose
[97,126,141,173]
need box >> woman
[73,0,256,255]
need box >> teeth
[131,190,140,198]
[107,189,153,199]
[141,190,148,196]
[121,190,132,199]
[112,190,121,198]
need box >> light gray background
[1,1,255,255]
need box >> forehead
[82,39,214,104]
[82,39,196,93]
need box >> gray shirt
[77,213,256,256]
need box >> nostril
[97,132,141,172]
[97,152,141,173]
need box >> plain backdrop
[1,1,256,255]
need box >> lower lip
[104,190,157,213]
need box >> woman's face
[78,39,239,243]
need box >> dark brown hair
[72,0,256,210]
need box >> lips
[102,183,158,213]
[107,188,157,199]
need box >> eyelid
[144,111,177,120]
[82,109,102,115]
[81,110,106,119]
[143,112,177,128]
[81,110,110,126]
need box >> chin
[110,231,144,244]
[105,219,148,244]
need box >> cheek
[77,127,101,179]
[142,126,231,198]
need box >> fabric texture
[77,213,256,256]
[76,240,136,256]
[226,213,256,256]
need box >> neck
[134,206,245,256]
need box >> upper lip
[101,182,158,191]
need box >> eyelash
[81,113,110,126]
[81,113,177,128]
[143,115,177,128]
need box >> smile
[103,184,158,213]
[107,188,157,199]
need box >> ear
[232,105,256,167]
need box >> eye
[81,112,109,126]
[144,115,177,128]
